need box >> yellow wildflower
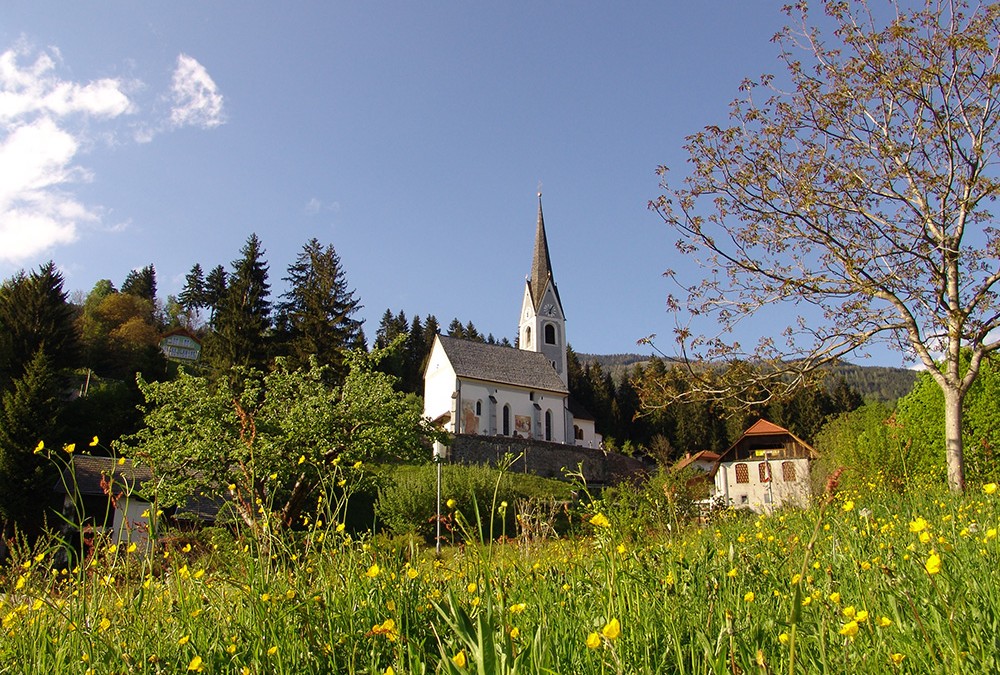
[63,443,75,454]
[187,655,203,672]
[267,646,278,656]
[744,591,755,603]
[446,498,457,509]
[925,552,942,575]
[908,517,928,533]
[589,513,610,528]
[984,483,998,495]
[452,650,467,668]
[778,632,790,645]
[839,620,859,639]
[34,441,44,454]
[829,592,841,603]
[509,603,527,614]
[366,564,380,578]
[585,632,601,649]
[877,616,893,627]
[601,618,621,640]
[890,653,905,665]
[89,436,99,446]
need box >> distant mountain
[576,353,917,404]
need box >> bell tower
[519,194,567,385]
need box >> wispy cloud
[304,197,341,215]
[170,54,224,130]
[0,45,130,264]
[0,44,225,264]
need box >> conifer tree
[204,264,228,325]
[121,264,157,303]
[0,262,78,390]
[276,238,363,380]
[0,350,61,537]
[207,234,271,378]
[178,263,206,313]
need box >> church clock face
[542,303,557,316]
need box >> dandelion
[589,513,610,528]
[452,650,467,668]
[601,618,621,640]
[925,552,942,575]
[744,591,755,603]
[585,632,601,649]
[187,655,204,672]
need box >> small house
[711,419,817,511]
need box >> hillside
[576,353,917,404]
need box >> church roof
[436,335,569,394]
[527,195,563,312]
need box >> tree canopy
[652,0,1000,491]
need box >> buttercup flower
[925,552,942,575]
[839,621,859,639]
[452,650,467,668]
[585,632,601,649]
[984,483,998,495]
[601,618,621,640]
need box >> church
[423,197,602,448]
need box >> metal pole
[433,440,445,555]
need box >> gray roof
[436,335,569,394]
[56,455,153,497]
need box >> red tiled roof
[742,419,789,436]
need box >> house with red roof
[711,419,818,511]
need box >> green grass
[4,473,1000,674]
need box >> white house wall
[715,458,812,512]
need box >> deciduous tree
[651,0,1000,491]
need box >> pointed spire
[529,193,555,310]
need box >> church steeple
[519,193,567,385]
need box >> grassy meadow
[3,461,1000,674]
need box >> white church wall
[422,342,458,427]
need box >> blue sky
[0,2,906,366]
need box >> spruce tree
[276,238,363,380]
[178,263,206,313]
[204,264,228,325]
[121,264,157,303]
[0,350,61,536]
[207,234,271,378]
[0,262,79,390]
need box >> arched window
[502,405,511,436]
[475,400,482,416]
[544,323,556,345]
[545,410,552,441]
[782,461,797,482]
[524,327,531,347]
[574,425,583,440]
[759,463,771,483]
[735,463,749,484]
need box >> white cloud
[169,54,224,129]
[304,197,341,215]
[0,45,130,263]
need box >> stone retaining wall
[446,434,646,485]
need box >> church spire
[529,193,556,310]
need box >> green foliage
[118,349,436,528]
[374,463,573,543]
[205,233,272,378]
[0,350,61,531]
[894,355,1000,483]
[275,238,364,380]
[0,261,78,389]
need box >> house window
[735,463,749,484]
[574,425,583,440]
[502,405,511,436]
[524,327,531,347]
[759,463,771,483]
[475,400,482,416]
[544,323,556,345]
[782,461,797,482]
[545,410,552,441]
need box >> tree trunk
[943,386,966,493]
